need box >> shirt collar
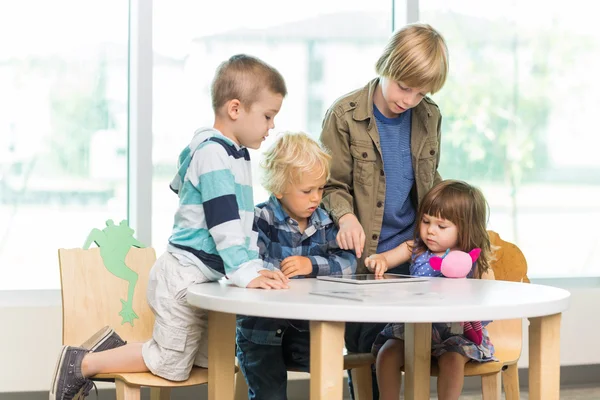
[267,194,333,229]
[210,132,250,158]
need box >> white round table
[188,277,570,400]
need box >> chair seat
[343,334,521,378]
[431,347,520,377]
[463,341,521,377]
[344,353,376,369]
[286,353,377,373]
[92,366,209,387]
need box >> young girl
[365,180,496,400]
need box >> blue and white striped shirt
[167,128,263,288]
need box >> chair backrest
[58,247,157,346]
[488,230,530,283]
[484,230,529,360]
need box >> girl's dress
[371,250,496,362]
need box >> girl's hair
[412,180,493,277]
[375,23,449,94]
[261,132,331,195]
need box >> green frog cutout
[83,219,145,326]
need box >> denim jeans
[236,323,310,400]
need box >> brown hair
[412,180,492,278]
[211,54,287,112]
[375,23,449,94]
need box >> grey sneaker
[49,346,90,400]
[80,326,127,353]
[75,380,97,400]
[72,327,127,399]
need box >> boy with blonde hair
[236,132,356,399]
[50,54,289,400]
[320,23,450,399]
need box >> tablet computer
[316,273,429,284]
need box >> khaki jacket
[320,78,442,273]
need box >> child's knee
[437,352,467,372]
[377,339,405,366]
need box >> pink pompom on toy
[429,248,481,278]
[429,248,484,345]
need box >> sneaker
[49,346,90,400]
[74,380,97,400]
[72,327,127,399]
[80,326,127,353]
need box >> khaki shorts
[142,252,209,381]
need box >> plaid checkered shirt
[236,195,357,345]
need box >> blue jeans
[236,323,310,400]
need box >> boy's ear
[226,99,242,120]
[274,193,283,200]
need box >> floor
[351,385,600,399]
[459,385,600,399]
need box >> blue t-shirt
[373,104,417,253]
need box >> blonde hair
[211,54,287,112]
[375,23,449,94]
[411,180,493,278]
[261,132,331,195]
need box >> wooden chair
[58,247,210,399]
[453,229,529,400]
[421,230,528,399]
[303,230,529,400]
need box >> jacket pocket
[350,142,377,186]
[416,140,438,184]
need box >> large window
[3,1,598,290]
[422,0,600,277]
[0,1,129,289]
[151,0,393,250]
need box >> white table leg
[528,313,561,400]
[404,322,432,400]
[310,321,345,400]
[208,311,236,400]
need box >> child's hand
[280,256,312,278]
[259,268,289,284]
[365,254,388,276]
[337,214,366,258]
[247,270,289,290]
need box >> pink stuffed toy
[429,248,484,345]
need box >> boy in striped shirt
[50,55,289,399]
[236,132,357,399]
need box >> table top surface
[187,277,571,323]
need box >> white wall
[0,285,598,393]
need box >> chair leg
[350,365,373,400]
[234,368,249,400]
[503,364,521,400]
[150,387,171,400]
[481,372,501,400]
[115,380,142,400]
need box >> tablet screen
[346,274,416,281]
[316,273,428,284]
